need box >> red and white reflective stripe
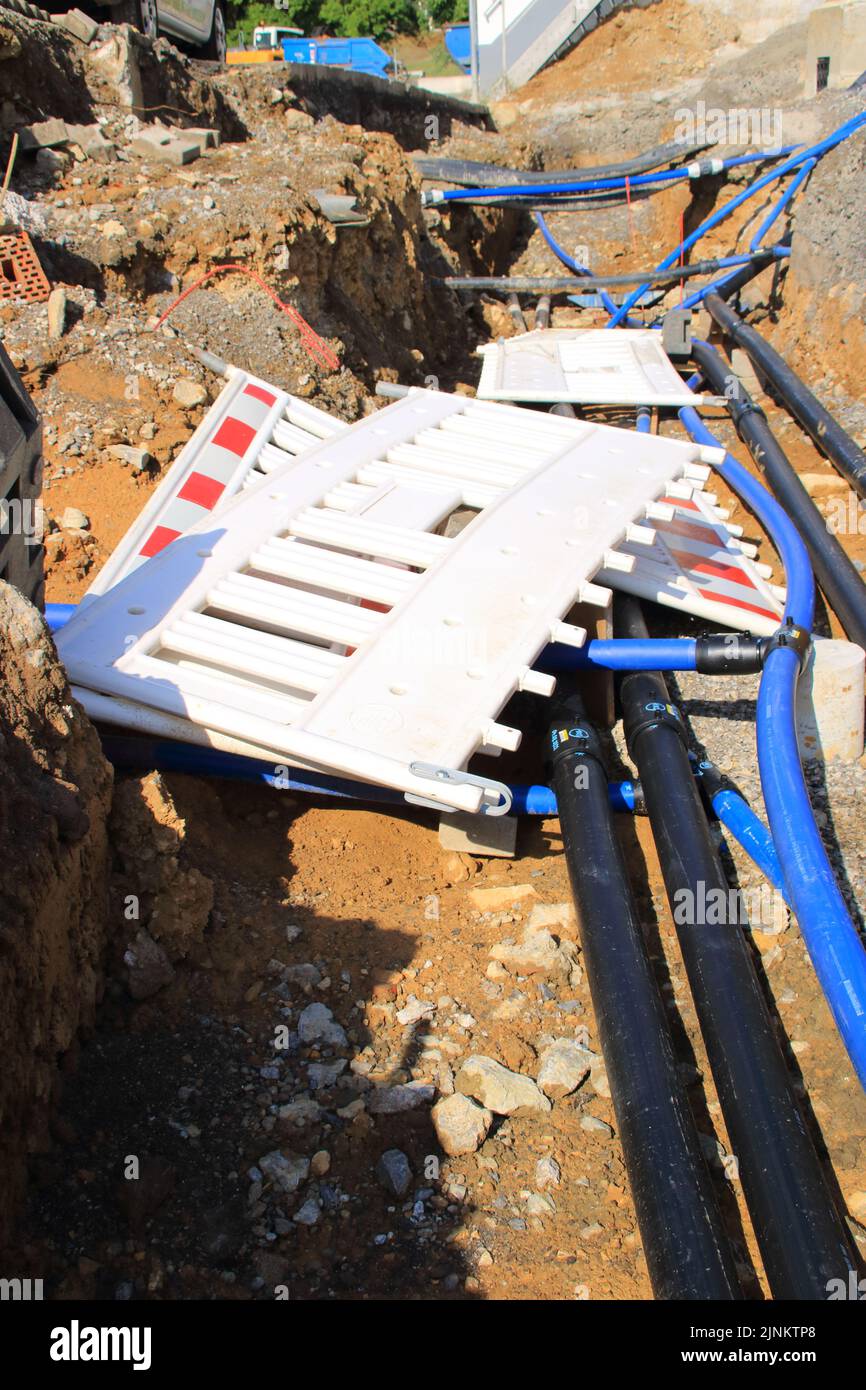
[133,381,282,563]
[87,372,292,598]
[600,486,784,635]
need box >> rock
[799,472,849,500]
[285,108,315,131]
[469,882,537,911]
[526,902,576,932]
[65,123,115,162]
[123,929,174,999]
[109,444,152,474]
[173,379,208,409]
[455,1056,550,1116]
[580,1115,613,1137]
[284,963,321,991]
[432,1093,492,1155]
[278,1097,322,1126]
[297,1002,347,1047]
[60,505,89,532]
[307,1059,347,1090]
[101,219,127,239]
[490,925,580,984]
[396,995,436,1026]
[47,287,67,341]
[293,1197,320,1226]
[367,1082,435,1115]
[310,1150,331,1177]
[258,1149,309,1195]
[536,1039,596,1100]
[376,1148,412,1198]
[525,1192,555,1218]
[589,1062,611,1098]
[535,1156,561,1189]
[848,1190,866,1224]
[21,118,69,150]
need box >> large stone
[65,123,116,163]
[258,1149,309,1195]
[376,1148,412,1198]
[536,1039,595,1100]
[455,1055,550,1116]
[432,1093,493,1155]
[489,924,581,985]
[47,287,67,341]
[21,118,68,150]
[297,1002,347,1047]
[123,928,174,999]
[173,379,208,408]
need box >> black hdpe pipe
[444,252,776,295]
[616,595,860,1300]
[705,292,866,498]
[691,338,866,651]
[413,139,710,189]
[547,693,742,1300]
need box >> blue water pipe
[424,148,797,205]
[45,605,705,672]
[680,404,866,1088]
[608,110,866,327]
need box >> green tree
[318,0,419,40]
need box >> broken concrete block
[439,810,517,858]
[47,286,67,341]
[65,123,116,163]
[54,9,99,43]
[130,126,200,166]
[179,126,221,152]
[21,118,69,150]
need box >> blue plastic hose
[426,148,797,204]
[542,638,697,672]
[680,406,866,1087]
[609,111,866,327]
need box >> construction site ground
[1,3,865,1303]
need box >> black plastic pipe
[547,694,742,1300]
[692,339,866,650]
[705,293,866,498]
[444,253,775,294]
[413,139,711,188]
[617,595,860,1299]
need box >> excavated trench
[2,11,866,1302]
